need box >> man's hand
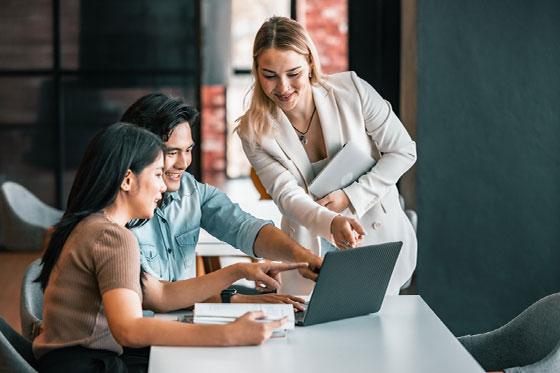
[251,224,322,282]
[317,189,350,213]
[231,293,306,312]
[292,249,322,281]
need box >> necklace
[291,106,316,145]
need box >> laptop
[308,140,376,199]
[295,241,402,326]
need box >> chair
[0,317,38,372]
[399,194,418,233]
[398,194,418,294]
[250,168,272,200]
[513,338,560,372]
[21,259,44,341]
[459,293,560,371]
[0,181,63,250]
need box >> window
[226,0,291,178]
[0,0,201,207]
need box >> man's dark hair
[121,93,199,141]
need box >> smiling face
[162,122,194,192]
[130,152,167,219]
[257,48,313,115]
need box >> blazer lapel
[272,81,344,187]
[313,82,343,158]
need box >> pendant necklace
[291,106,316,145]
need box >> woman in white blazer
[237,17,417,295]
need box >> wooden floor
[0,250,41,333]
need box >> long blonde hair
[236,16,323,145]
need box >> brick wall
[200,85,226,186]
[298,0,348,74]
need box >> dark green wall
[417,0,560,336]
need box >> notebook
[192,303,295,337]
[308,140,376,198]
[295,241,402,326]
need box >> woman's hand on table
[227,311,288,345]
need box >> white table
[195,199,282,257]
[149,296,483,373]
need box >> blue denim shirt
[131,173,272,281]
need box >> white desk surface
[195,199,282,257]
[149,296,483,373]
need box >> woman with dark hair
[33,122,300,372]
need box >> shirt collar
[161,191,180,208]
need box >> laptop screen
[298,241,402,326]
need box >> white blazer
[240,71,417,295]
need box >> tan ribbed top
[33,213,142,359]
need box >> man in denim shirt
[122,93,322,304]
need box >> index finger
[270,262,309,272]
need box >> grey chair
[0,181,63,250]
[398,194,418,294]
[0,317,38,373]
[507,339,560,372]
[399,194,418,233]
[21,259,44,341]
[459,293,560,372]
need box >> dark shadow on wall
[349,0,401,115]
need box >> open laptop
[308,140,376,199]
[295,241,402,326]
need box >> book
[193,303,295,337]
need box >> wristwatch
[220,287,238,303]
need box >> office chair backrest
[0,181,63,250]
[21,259,44,341]
[399,193,418,232]
[0,317,38,373]
[250,168,272,200]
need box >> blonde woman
[237,16,417,295]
